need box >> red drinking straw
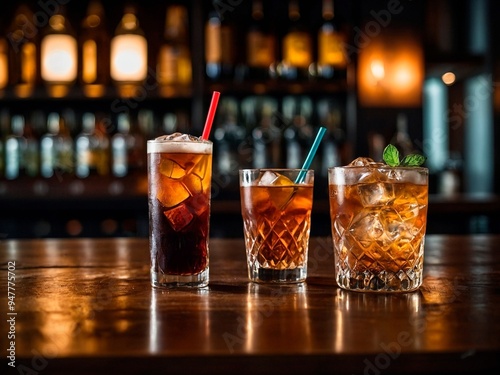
[201,91,220,140]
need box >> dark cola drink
[147,134,212,288]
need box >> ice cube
[258,171,280,185]
[392,196,420,222]
[258,171,294,186]
[348,157,375,167]
[160,158,185,179]
[273,175,294,186]
[189,193,209,216]
[349,211,384,242]
[182,173,204,195]
[163,203,193,231]
[252,187,273,214]
[380,207,406,241]
[358,182,394,207]
[156,133,201,142]
[156,179,189,208]
[190,157,209,188]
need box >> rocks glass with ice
[240,169,314,283]
[328,158,428,292]
[148,133,212,288]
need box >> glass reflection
[334,289,422,352]
[149,288,211,354]
[242,283,311,353]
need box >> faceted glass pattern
[329,161,428,292]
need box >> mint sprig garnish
[382,144,426,167]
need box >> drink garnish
[382,144,426,167]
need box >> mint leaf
[402,154,426,167]
[383,144,400,167]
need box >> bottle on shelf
[111,112,145,177]
[317,98,344,176]
[157,4,192,97]
[0,110,10,178]
[40,6,78,98]
[250,98,282,168]
[5,115,38,180]
[157,109,190,137]
[282,96,314,168]
[205,9,236,81]
[279,0,313,81]
[245,0,276,81]
[7,5,38,98]
[110,5,148,97]
[4,115,24,180]
[317,0,348,80]
[213,97,246,176]
[40,113,74,178]
[439,151,463,196]
[79,0,110,98]
[4,115,39,180]
[75,112,110,178]
[390,113,415,156]
[0,34,8,96]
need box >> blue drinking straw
[294,126,327,184]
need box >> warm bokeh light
[370,60,385,81]
[41,34,78,82]
[110,34,147,82]
[442,71,456,85]
[358,30,424,107]
[0,39,7,90]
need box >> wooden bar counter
[1,235,499,374]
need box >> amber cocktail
[329,158,428,292]
[148,134,212,288]
[240,169,314,283]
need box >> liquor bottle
[75,112,110,178]
[251,98,281,168]
[80,0,109,98]
[317,0,347,79]
[317,98,344,175]
[0,35,7,95]
[213,97,246,175]
[7,5,38,98]
[0,110,9,177]
[390,113,415,156]
[111,112,145,177]
[110,5,148,97]
[205,10,235,81]
[40,6,78,97]
[40,113,74,178]
[21,115,39,177]
[157,4,192,97]
[280,0,313,80]
[4,115,25,180]
[282,96,314,168]
[4,115,39,179]
[245,0,276,81]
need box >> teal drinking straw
[294,126,327,184]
